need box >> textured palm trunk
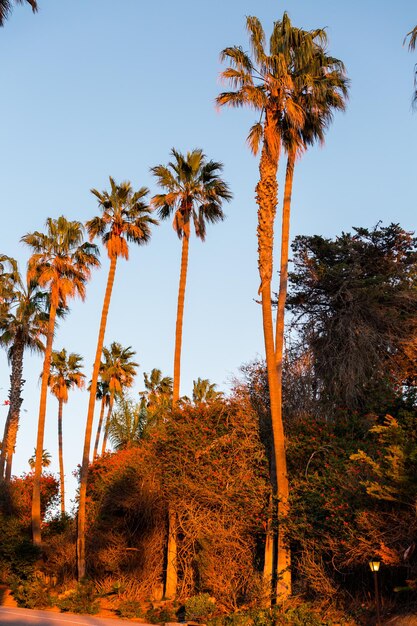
[172,224,190,404]
[164,506,178,599]
[100,393,114,455]
[77,255,117,580]
[275,148,295,360]
[93,396,106,459]
[256,120,291,600]
[32,297,57,546]
[0,339,24,481]
[58,399,65,517]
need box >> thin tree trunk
[100,394,114,456]
[274,149,295,598]
[77,255,117,580]
[164,506,178,599]
[256,123,291,600]
[275,148,295,359]
[93,396,106,459]
[0,339,24,480]
[32,297,57,546]
[58,399,65,517]
[172,226,190,404]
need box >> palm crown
[22,216,100,309]
[100,342,138,396]
[0,0,37,26]
[217,13,344,159]
[151,148,232,240]
[48,349,85,404]
[86,177,158,259]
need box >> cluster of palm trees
[0,150,232,581]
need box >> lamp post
[369,560,381,626]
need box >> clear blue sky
[0,0,415,509]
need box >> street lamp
[369,560,381,626]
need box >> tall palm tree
[99,342,138,454]
[92,380,110,459]
[0,0,37,26]
[48,349,85,516]
[0,257,47,481]
[217,13,334,599]
[151,149,232,404]
[192,377,223,404]
[22,216,99,546]
[78,177,156,579]
[405,26,417,108]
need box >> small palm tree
[0,0,37,26]
[139,368,172,428]
[48,349,85,516]
[0,257,48,481]
[192,378,223,404]
[78,178,156,579]
[28,448,51,469]
[99,342,138,454]
[151,149,232,404]
[22,216,99,546]
[108,396,144,451]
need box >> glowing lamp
[369,560,380,572]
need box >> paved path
[0,607,145,625]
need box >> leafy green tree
[79,180,156,579]
[151,149,232,404]
[48,349,85,516]
[0,0,37,26]
[287,223,417,411]
[22,216,99,546]
[0,257,48,481]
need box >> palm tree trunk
[32,297,57,546]
[275,148,295,359]
[273,149,295,598]
[0,339,24,480]
[77,255,117,580]
[100,394,114,455]
[256,125,291,600]
[93,396,106,459]
[58,399,65,517]
[172,226,190,404]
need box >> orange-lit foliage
[81,394,269,610]
[0,472,59,525]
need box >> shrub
[185,593,216,622]
[56,581,100,614]
[145,603,177,624]
[116,599,143,618]
[10,576,52,609]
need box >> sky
[0,0,415,509]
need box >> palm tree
[28,448,51,469]
[92,380,110,459]
[22,216,99,546]
[99,342,138,454]
[217,13,334,598]
[108,396,144,451]
[48,349,85,516]
[405,26,417,108]
[151,149,232,404]
[139,368,172,428]
[78,177,156,579]
[0,0,37,26]
[192,377,223,404]
[0,257,47,481]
